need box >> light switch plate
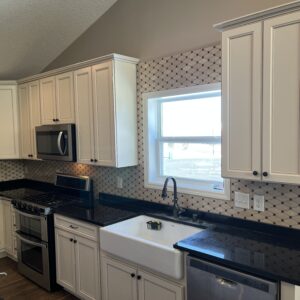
[116,176,123,189]
[254,194,265,212]
[234,192,250,209]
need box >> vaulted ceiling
[0,0,118,80]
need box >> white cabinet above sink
[99,215,202,279]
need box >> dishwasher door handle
[216,277,238,289]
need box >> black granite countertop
[97,193,300,286]
[174,224,300,285]
[54,203,138,227]
[1,179,300,286]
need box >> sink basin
[100,215,202,279]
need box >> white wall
[45,0,291,71]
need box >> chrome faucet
[161,177,185,218]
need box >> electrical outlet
[254,194,265,212]
[116,176,123,189]
[234,192,250,209]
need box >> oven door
[16,231,51,291]
[35,124,76,162]
[15,209,48,242]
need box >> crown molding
[214,1,300,31]
[18,53,139,84]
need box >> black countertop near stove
[54,203,138,227]
[1,179,300,285]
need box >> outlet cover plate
[254,194,265,212]
[234,192,250,209]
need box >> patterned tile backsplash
[4,43,300,229]
[0,160,24,181]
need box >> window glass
[161,142,221,182]
[144,84,229,199]
[161,95,221,137]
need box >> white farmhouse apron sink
[100,215,202,279]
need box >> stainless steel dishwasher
[187,256,278,300]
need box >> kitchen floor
[0,257,77,300]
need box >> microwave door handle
[16,233,47,249]
[57,131,67,155]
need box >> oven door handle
[15,208,41,220]
[16,232,48,249]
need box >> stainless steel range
[11,173,92,291]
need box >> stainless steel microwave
[35,124,76,162]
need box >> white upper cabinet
[92,61,116,166]
[19,81,41,159]
[18,84,32,158]
[221,22,262,180]
[40,72,75,125]
[28,80,41,158]
[55,72,75,124]
[0,84,19,159]
[216,3,300,184]
[263,11,300,184]
[40,76,56,124]
[74,58,138,167]
[74,67,95,165]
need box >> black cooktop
[0,187,92,210]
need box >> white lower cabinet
[0,199,17,259]
[2,200,12,255]
[138,270,183,300]
[101,255,184,300]
[76,235,101,300]
[0,201,4,255]
[101,255,138,300]
[281,282,300,300]
[54,215,100,300]
[55,229,77,294]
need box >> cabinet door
[56,72,75,124]
[74,67,95,164]
[28,80,41,158]
[2,201,12,255]
[55,229,76,293]
[101,256,138,300]
[138,270,184,300]
[40,76,56,124]
[222,22,262,180]
[263,11,300,184]
[18,84,32,158]
[0,85,19,159]
[0,202,4,252]
[75,236,100,300]
[92,62,116,166]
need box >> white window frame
[143,83,230,200]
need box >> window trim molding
[143,83,230,201]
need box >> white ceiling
[0,0,118,80]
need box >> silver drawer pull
[69,225,79,229]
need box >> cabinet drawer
[54,214,98,241]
